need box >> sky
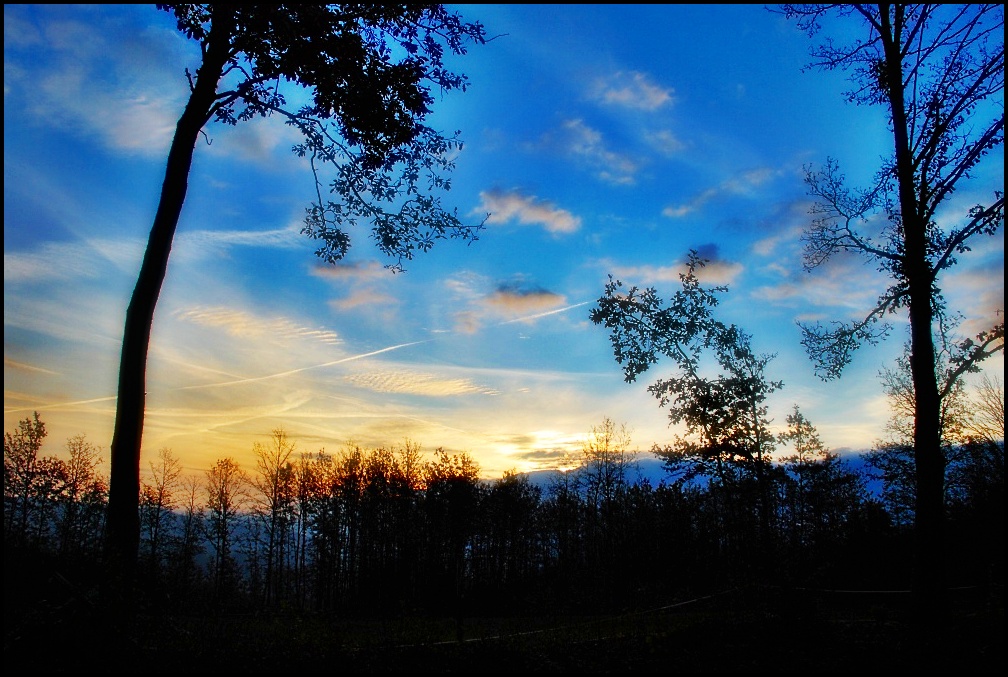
[4,4,1004,483]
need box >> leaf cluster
[158,3,489,272]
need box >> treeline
[4,401,1003,620]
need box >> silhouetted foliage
[4,412,1001,673]
[777,3,1004,621]
[592,250,785,576]
[104,4,489,603]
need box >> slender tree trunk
[879,4,947,629]
[103,13,233,608]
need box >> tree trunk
[103,12,234,609]
[879,4,947,631]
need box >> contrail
[8,301,589,411]
[498,300,592,325]
[178,339,432,391]
[178,302,589,391]
[5,395,117,415]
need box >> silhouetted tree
[576,417,636,603]
[422,448,481,617]
[166,473,205,608]
[104,4,489,600]
[204,457,251,602]
[778,405,830,548]
[56,434,105,559]
[139,447,182,580]
[865,342,975,523]
[778,3,1004,620]
[4,412,48,547]
[251,428,296,607]
[476,469,543,610]
[592,251,783,571]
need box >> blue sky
[4,4,1004,481]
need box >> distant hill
[520,449,884,499]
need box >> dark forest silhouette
[4,399,1003,671]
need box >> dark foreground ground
[5,582,1003,674]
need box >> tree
[964,373,1005,446]
[778,3,1004,621]
[778,405,829,546]
[578,417,635,512]
[251,428,296,606]
[104,4,488,598]
[57,434,105,558]
[167,473,205,606]
[204,457,251,601]
[591,251,783,566]
[576,418,638,606]
[4,412,47,546]
[139,447,182,578]
[422,448,481,618]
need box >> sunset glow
[4,4,1003,482]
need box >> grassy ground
[6,583,1003,673]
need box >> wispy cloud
[4,9,188,157]
[4,357,61,377]
[310,260,390,281]
[174,306,342,345]
[344,370,499,397]
[477,189,581,235]
[178,340,429,391]
[752,252,893,318]
[591,71,674,111]
[443,273,589,335]
[328,288,399,312]
[174,224,304,261]
[4,238,144,284]
[560,119,639,185]
[644,128,687,156]
[663,168,778,218]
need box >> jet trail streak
[178,340,431,391]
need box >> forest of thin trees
[4,373,1003,620]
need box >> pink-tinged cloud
[486,286,565,315]
[478,189,581,234]
[310,260,388,281]
[344,370,499,397]
[174,306,341,345]
[328,288,398,312]
[606,251,743,287]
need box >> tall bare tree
[251,428,296,606]
[4,412,47,546]
[778,3,1004,621]
[204,457,250,600]
[139,447,182,578]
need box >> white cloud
[644,129,686,156]
[477,189,581,234]
[561,119,638,185]
[592,71,674,111]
